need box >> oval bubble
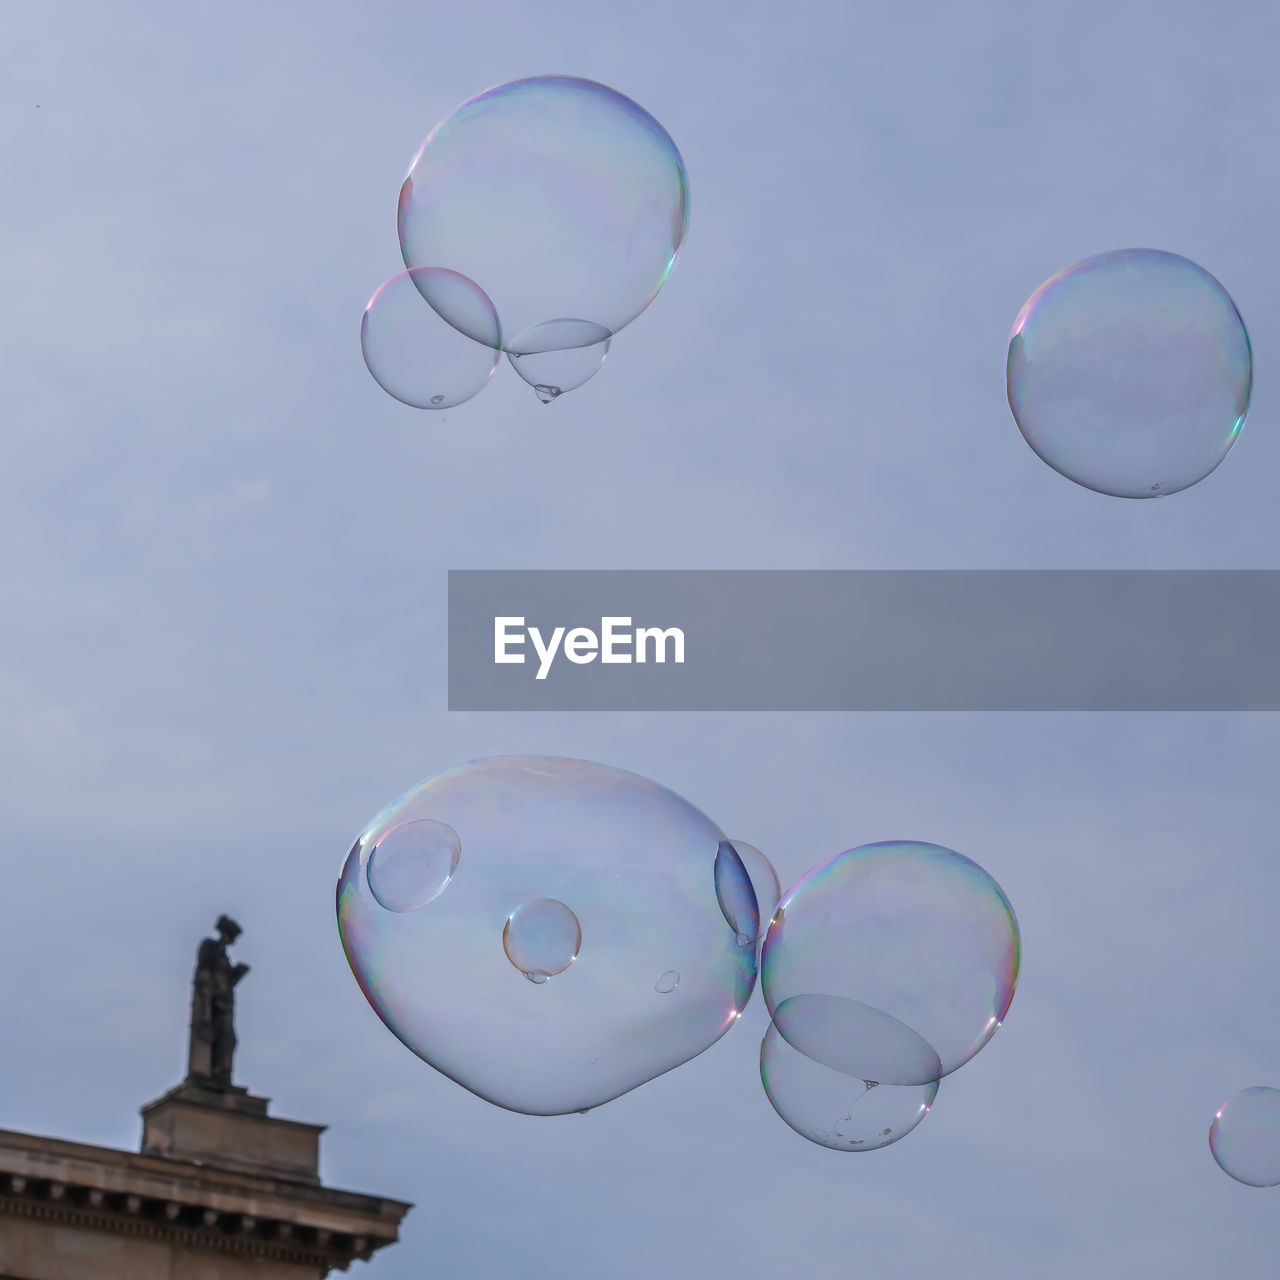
[361,267,501,409]
[398,76,688,349]
[760,1019,937,1152]
[506,319,611,403]
[714,839,759,946]
[655,970,679,994]
[367,819,461,913]
[1007,248,1251,497]
[726,840,781,941]
[772,994,943,1088]
[761,841,1019,1083]
[503,897,582,982]
[336,756,754,1116]
[1210,1086,1280,1187]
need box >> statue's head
[215,915,242,941]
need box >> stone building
[0,917,411,1278]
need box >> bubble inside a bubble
[367,819,461,913]
[1210,1086,1280,1187]
[336,756,755,1116]
[1007,248,1251,498]
[655,970,680,993]
[503,897,582,982]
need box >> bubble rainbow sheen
[760,841,1020,1086]
[397,75,689,353]
[336,756,755,1117]
[1007,248,1251,498]
[1210,1087,1280,1187]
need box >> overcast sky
[3,2,1280,1277]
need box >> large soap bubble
[361,267,501,408]
[760,1017,937,1152]
[337,756,755,1116]
[761,841,1020,1086]
[1007,248,1251,497]
[398,75,688,353]
[1210,1087,1280,1187]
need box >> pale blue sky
[2,2,1279,1277]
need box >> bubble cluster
[1007,248,1251,497]
[337,756,754,1116]
[758,841,1019,1151]
[362,76,687,411]
[1210,1087,1280,1187]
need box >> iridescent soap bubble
[1007,248,1251,497]
[761,841,1020,1085]
[337,756,755,1116]
[506,320,611,403]
[714,839,759,946]
[1210,1087,1280,1187]
[760,1019,937,1152]
[398,76,688,351]
[503,897,581,983]
[367,820,460,912]
[726,840,781,941]
[361,267,501,408]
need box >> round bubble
[761,841,1019,1085]
[336,756,755,1116]
[726,840,781,941]
[655,970,680,994]
[714,839,759,946]
[1210,1087,1280,1187]
[503,897,581,982]
[361,267,501,409]
[398,76,688,351]
[507,319,611,403]
[1007,248,1251,498]
[367,820,460,912]
[760,1019,937,1152]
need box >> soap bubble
[761,841,1019,1085]
[726,840,781,941]
[1210,1087,1280,1186]
[1007,248,1251,497]
[503,897,582,982]
[398,75,688,351]
[361,267,501,408]
[337,756,755,1116]
[367,820,460,913]
[655,970,680,994]
[506,319,611,403]
[714,839,759,946]
[760,1018,937,1152]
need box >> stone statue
[187,915,250,1088]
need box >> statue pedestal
[140,1081,325,1185]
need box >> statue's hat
[215,914,242,940]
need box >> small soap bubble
[1210,1087,1280,1186]
[366,819,461,913]
[726,841,781,941]
[504,898,582,982]
[655,970,680,994]
[337,756,755,1115]
[398,76,688,351]
[507,320,611,402]
[714,840,760,947]
[760,1019,937,1152]
[761,842,1019,1084]
[1007,248,1251,497]
[360,267,501,409]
